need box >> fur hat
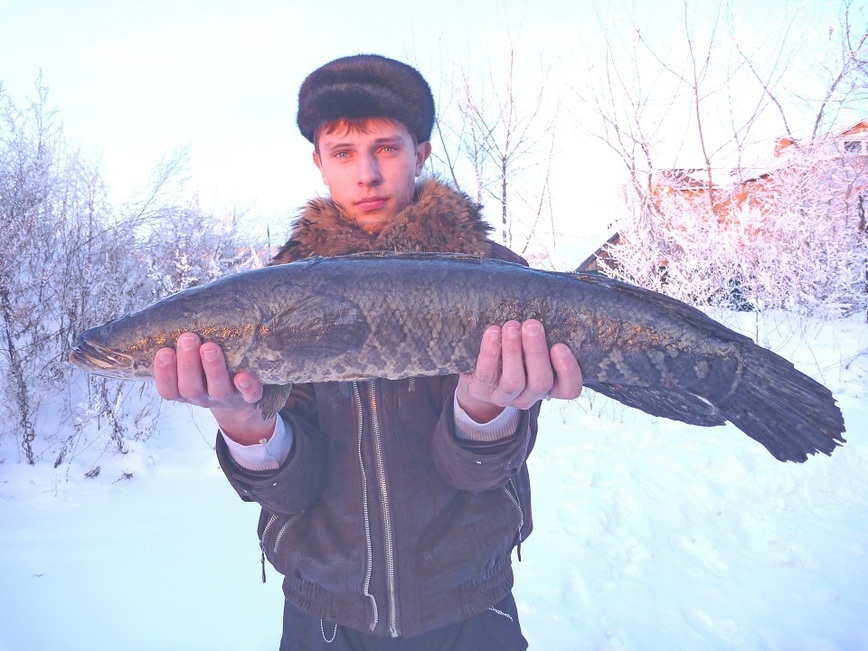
[297,54,435,144]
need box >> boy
[154,54,582,649]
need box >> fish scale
[70,251,846,463]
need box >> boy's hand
[153,332,276,444]
[456,319,583,423]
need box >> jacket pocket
[501,478,526,559]
[258,508,304,581]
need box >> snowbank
[1,313,866,650]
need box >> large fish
[70,252,846,462]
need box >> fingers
[458,319,583,417]
[232,371,265,404]
[151,333,275,443]
[549,343,583,400]
[487,319,553,410]
[152,333,263,409]
[154,347,182,401]
[495,321,528,402]
[516,320,555,406]
[472,324,506,392]
[175,333,211,405]
[469,321,531,408]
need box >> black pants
[279,593,529,651]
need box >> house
[838,119,868,155]
[577,119,868,273]
[576,232,620,273]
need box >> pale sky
[1,0,860,264]
[0,1,585,212]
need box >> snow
[1,312,866,650]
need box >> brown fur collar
[271,178,494,264]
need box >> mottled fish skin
[70,251,846,462]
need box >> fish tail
[721,346,846,462]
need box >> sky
[1,0,861,264]
[0,1,587,217]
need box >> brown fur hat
[297,54,436,144]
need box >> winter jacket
[217,178,541,638]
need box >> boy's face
[313,118,432,234]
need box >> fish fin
[314,251,489,264]
[269,294,370,357]
[258,384,293,420]
[718,345,846,462]
[588,382,727,427]
[569,273,753,345]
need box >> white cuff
[220,416,294,471]
[453,393,521,443]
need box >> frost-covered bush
[602,140,868,319]
[0,79,263,466]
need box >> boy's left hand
[456,319,583,423]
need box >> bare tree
[583,0,868,319]
[0,77,261,466]
[809,0,868,137]
[431,46,560,263]
[0,75,65,463]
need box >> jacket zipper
[260,513,279,583]
[353,381,379,633]
[502,478,525,561]
[259,511,304,583]
[273,514,302,551]
[367,379,400,637]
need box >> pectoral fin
[267,294,371,358]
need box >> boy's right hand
[153,332,277,445]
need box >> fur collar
[271,178,494,264]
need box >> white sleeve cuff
[453,393,521,443]
[220,416,294,471]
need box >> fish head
[69,277,267,381]
[69,316,161,380]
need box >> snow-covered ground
[1,312,866,651]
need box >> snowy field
[1,311,866,651]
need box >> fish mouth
[69,337,134,372]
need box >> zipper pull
[260,541,268,583]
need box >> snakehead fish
[70,252,846,462]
